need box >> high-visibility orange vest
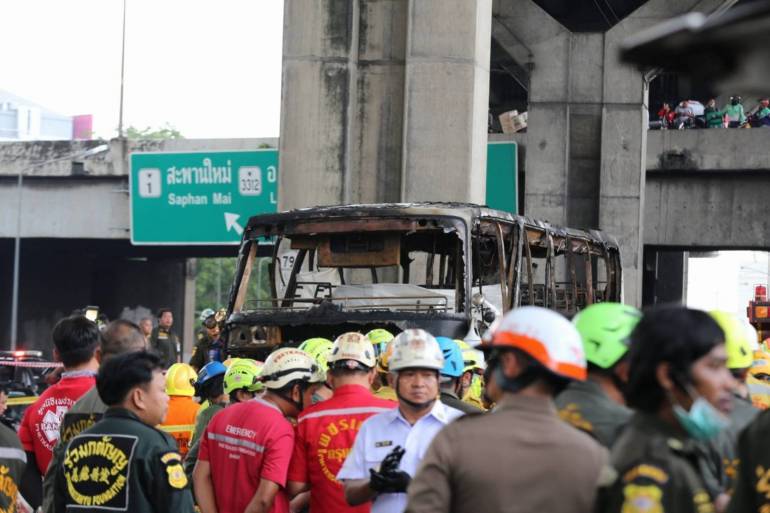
[159,395,200,456]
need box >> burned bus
[223,203,622,358]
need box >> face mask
[311,392,326,405]
[672,396,730,441]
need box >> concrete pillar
[493,0,604,229]
[600,0,734,306]
[279,0,491,209]
[400,0,491,203]
[279,0,408,210]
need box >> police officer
[406,307,609,513]
[598,306,734,513]
[52,351,195,512]
[436,337,482,414]
[555,302,641,447]
[149,308,180,368]
[189,309,222,371]
[728,407,770,511]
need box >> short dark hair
[199,374,225,402]
[96,351,163,406]
[156,308,173,319]
[625,306,724,413]
[52,316,100,368]
[100,320,147,360]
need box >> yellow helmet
[165,363,197,397]
[710,310,753,370]
[376,339,396,374]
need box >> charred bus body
[223,203,622,358]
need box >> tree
[195,257,271,314]
[125,123,184,140]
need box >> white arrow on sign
[224,212,244,236]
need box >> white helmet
[389,329,444,372]
[328,332,377,369]
[484,306,586,381]
[260,348,319,390]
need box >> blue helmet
[436,337,463,378]
[196,361,227,386]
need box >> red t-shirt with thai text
[288,384,396,513]
[199,397,294,513]
[19,374,95,474]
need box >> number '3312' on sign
[239,167,262,196]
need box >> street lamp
[10,144,110,350]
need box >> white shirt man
[337,329,464,513]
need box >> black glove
[368,468,412,493]
[379,445,405,475]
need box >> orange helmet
[483,306,587,381]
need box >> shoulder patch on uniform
[160,451,182,464]
[63,434,138,511]
[558,403,594,433]
[165,462,188,489]
[622,483,663,513]
[622,464,669,485]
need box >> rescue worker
[298,338,335,404]
[405,306,609,513]
[339,329,463,513]
[183,358,262,479]
[189,308,221,371]
[52,350,195,512]
[555,302,641,447]
[20,315,100,509]
[367,328,394,357]
[456,340,486,410]
[0,412,26,511]
[149,308,180,368]
[287,332,396,513]
[41,319,148,513]
[436,337,482,414]
[598,306,734,513]
[160,363,200,457]
[190,361,229,448]
[709,310,759,491]
[373,339,397,401]
[193,348,319,513]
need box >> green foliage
[125,123,184,140]
[195,257,272,313]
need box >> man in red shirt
[193,348,321,513]
[19,315,99,508]
[288,332,396,513]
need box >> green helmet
[298,337,334,372]
[710,310,753,370]
[223,358,264,395]
[572,303,641,369]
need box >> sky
[687,251,769,318]
[1,0,284,139]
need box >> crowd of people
[653,96,770,129]
[3,302,770,512]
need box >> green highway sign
[130,150,278,245]
[486,141,518,214]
